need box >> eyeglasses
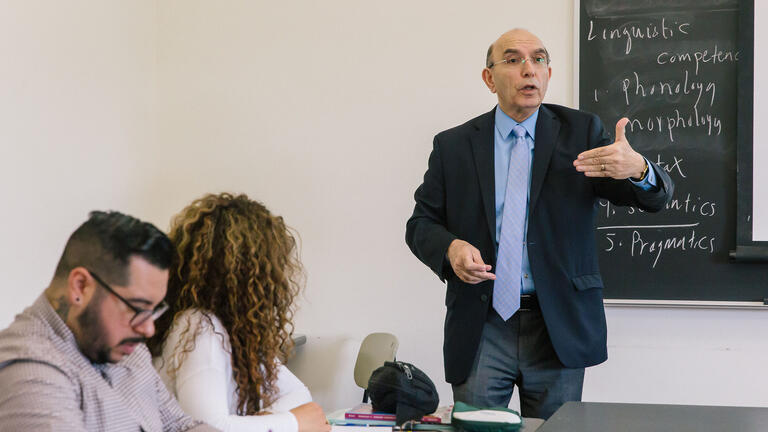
[488,54,550,69]
[86,269,169,328]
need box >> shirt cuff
[281,411,300,432]
[628,157,658,191]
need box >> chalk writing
[630,228,716,267]
[599,227,716,268]
[654,154,686,178]
[627,107,721,142]
[586,17,691,54]
[621,70,716,110]
[580,0,750,299]
[656,45,739,75]
[600,191,716,219]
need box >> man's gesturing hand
[446,239,495,284]
[573,117,647,179]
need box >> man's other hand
[446,239,496,284]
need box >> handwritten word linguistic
[587,17,691,54]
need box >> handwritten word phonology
[620,70,716,110]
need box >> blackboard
[578,0,768,304]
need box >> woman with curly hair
[148,193,329,432]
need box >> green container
[450,402,522,432]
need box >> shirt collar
[495,106,539,141]
[38,294,125,371]
[38,294,79,346]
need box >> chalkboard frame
[732,0,768,260]
[573,0,768,309]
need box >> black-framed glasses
[86,268,169,328]
[488,54,550,69]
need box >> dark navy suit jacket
[405,104,674,384]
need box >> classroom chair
[354,332,399,403]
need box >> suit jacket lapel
[471,108,497,251]
[530,105,560,214]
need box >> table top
[328,410,544,432]
[520,417,544,431]
[537,401,768,432]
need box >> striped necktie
[493,124,529,321]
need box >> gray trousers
[451,306,585,420]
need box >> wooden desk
[537,401,768,432]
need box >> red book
[344,404,452,424]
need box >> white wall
[754,1,768,240]
[0,0,159,318]
[1,0,765,415]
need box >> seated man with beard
[0,211,219,431]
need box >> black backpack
[367,361,439,425]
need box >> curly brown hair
[148,192,303,415]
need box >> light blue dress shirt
[493,107,657,294]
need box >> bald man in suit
[406,29,673,419]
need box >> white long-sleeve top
[155,310,311,432]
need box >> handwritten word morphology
[627,107,721,142]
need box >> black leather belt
[519,293,539,312]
